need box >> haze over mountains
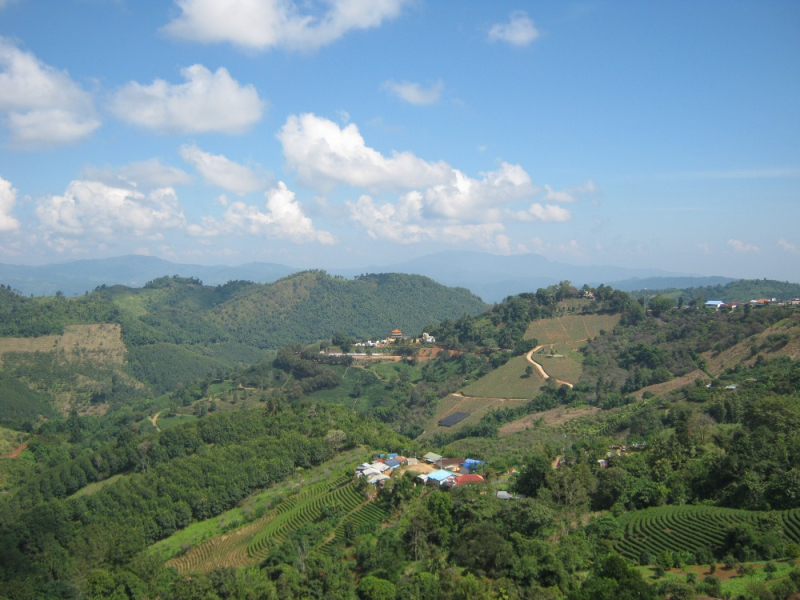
[0,252,738,302]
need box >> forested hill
[207,271,486,348]
[0,272,486,396]
[629,278,800,303]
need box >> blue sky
[0,0,798,281]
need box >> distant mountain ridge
[0,251,745,302]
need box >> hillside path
[4,441,28,459]
[526,346,574,389]
[148,411,162,432]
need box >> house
[448,474,486,487]
[405,457,419,466]
[461,458,484,473]
[496,491,515,500]
[422,332,436,343]
[391,328,403,339]
[425,469,458,487]
[705,300,726,310]
[437,457,466,471]
[384,458,402,469]
[367,473,391,485]
[423,452,443,464]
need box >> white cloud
[727,238,759,253]
[36,180,185,237]
[180,144,267,194]
[348,194,506,249]
[116,159,193,188]
[188,182,335,244]
[382,79,443,105]
[279,113,452,190]
[698,242,710,253]
[0,38,100,147]
[84,159,193,190]
[542,185,576,203]
[488,11,539,47]
[163,0,407,52]
[515,203,572,223]
[109,64,265,135]
[422,162,536,222]
[0,176,20,231]
[778,238,797,252]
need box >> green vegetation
[1,276,800,599]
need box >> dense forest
[1,277,799,599]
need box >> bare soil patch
[634,369,706,399]
[499,406,600,436]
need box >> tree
[648,295,674,317]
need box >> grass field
[463,355,545,399]
[529,343,584,383]
[524,313,621,344]
[70,473,127,498]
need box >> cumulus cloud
[180,144,268,194]
[348,194,506,249]
[422,162,536,222]
[382,79,444,105]
[727,239,759,253]
[36,180,185,237]
[279,113,452,190]
[778,238,797,252]
[0,38,100,147]
[488,11,539,47]
[0,176,21,231]
[163,0,407,52]
[109,65,265,134]
[188,182,335,244]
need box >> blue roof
[428,469,456,481]
[385,458,402,468]
[463,458,483,466]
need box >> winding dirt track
[525,346,574,389]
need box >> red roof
[451,474,486,485]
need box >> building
[391,328,403,339]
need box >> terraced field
[614,505,800,562]
[167,474,388,573]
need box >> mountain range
[0,252,737,302]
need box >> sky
[0,1,798,281]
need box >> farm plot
[529,343,583,384]
[614,505,800,562]
[463,356,545,399]
[524,314,620,344]
[166,473,386,573]
[421,393,529,439]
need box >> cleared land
[702,315,800,376]
[498,405,600,436]
[0,323,127,366]
[524,313,621,344]
[463,355,545,399]
[421,392,530,439]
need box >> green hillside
[629,278,800,304]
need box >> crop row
[166,474,354,573]
[311,502,390,557]
[615,505,800,561]
[247,482,363,560]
